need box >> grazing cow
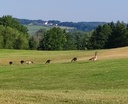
[9,61,13,65]
[71,57,77,62]
[45,60,51,64]
[26,61,33,65]
[20,60,25,64]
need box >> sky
[0,0,128,22]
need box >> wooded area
[0,15,128,50]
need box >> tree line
[32,28,91,50]
[17,18,105,31]
[88,21,128,49]
[0,15,128,50]
[32,21,128,50]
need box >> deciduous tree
[41,27,67,50]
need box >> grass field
[25,25,75,35]
[0,47,128,104]
[24,25,50,35]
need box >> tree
[81,33,91,50]
[0,15,28,34]
[0,15,29,49]
[41,27,67,50]
[0,25,4,48]
[0,25,29,49]
[63,31,91,50]
[0,26,20,49]
[75,34,83,50]
[14,34,29,49]
[63,32,76,50]
[88,24,112,49]
[29,36,38,50]
[107,21,128,48]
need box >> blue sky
[1,0,128,22]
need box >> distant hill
[17,18,106,31]
[25,25,75,35]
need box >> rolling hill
[0,47,128,104]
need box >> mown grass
[0,59,128,90]
[0,47,128,103]
[0,89,128,104]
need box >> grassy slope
[24,25,49,35]
[0,47,128,104]
[25,25,75,35]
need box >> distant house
[44,21,53,26]
[45,21,48,25]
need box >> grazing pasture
[0,47,128,104]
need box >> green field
[25,25,75,35]
[0,47,128,104]
[24,25,50,35]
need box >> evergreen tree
[107,21,128,48]
[88,24,112,49]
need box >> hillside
[25,25,75,35]
[0,47,128,104]
[17,18,106,32]
[0,46,127,65]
